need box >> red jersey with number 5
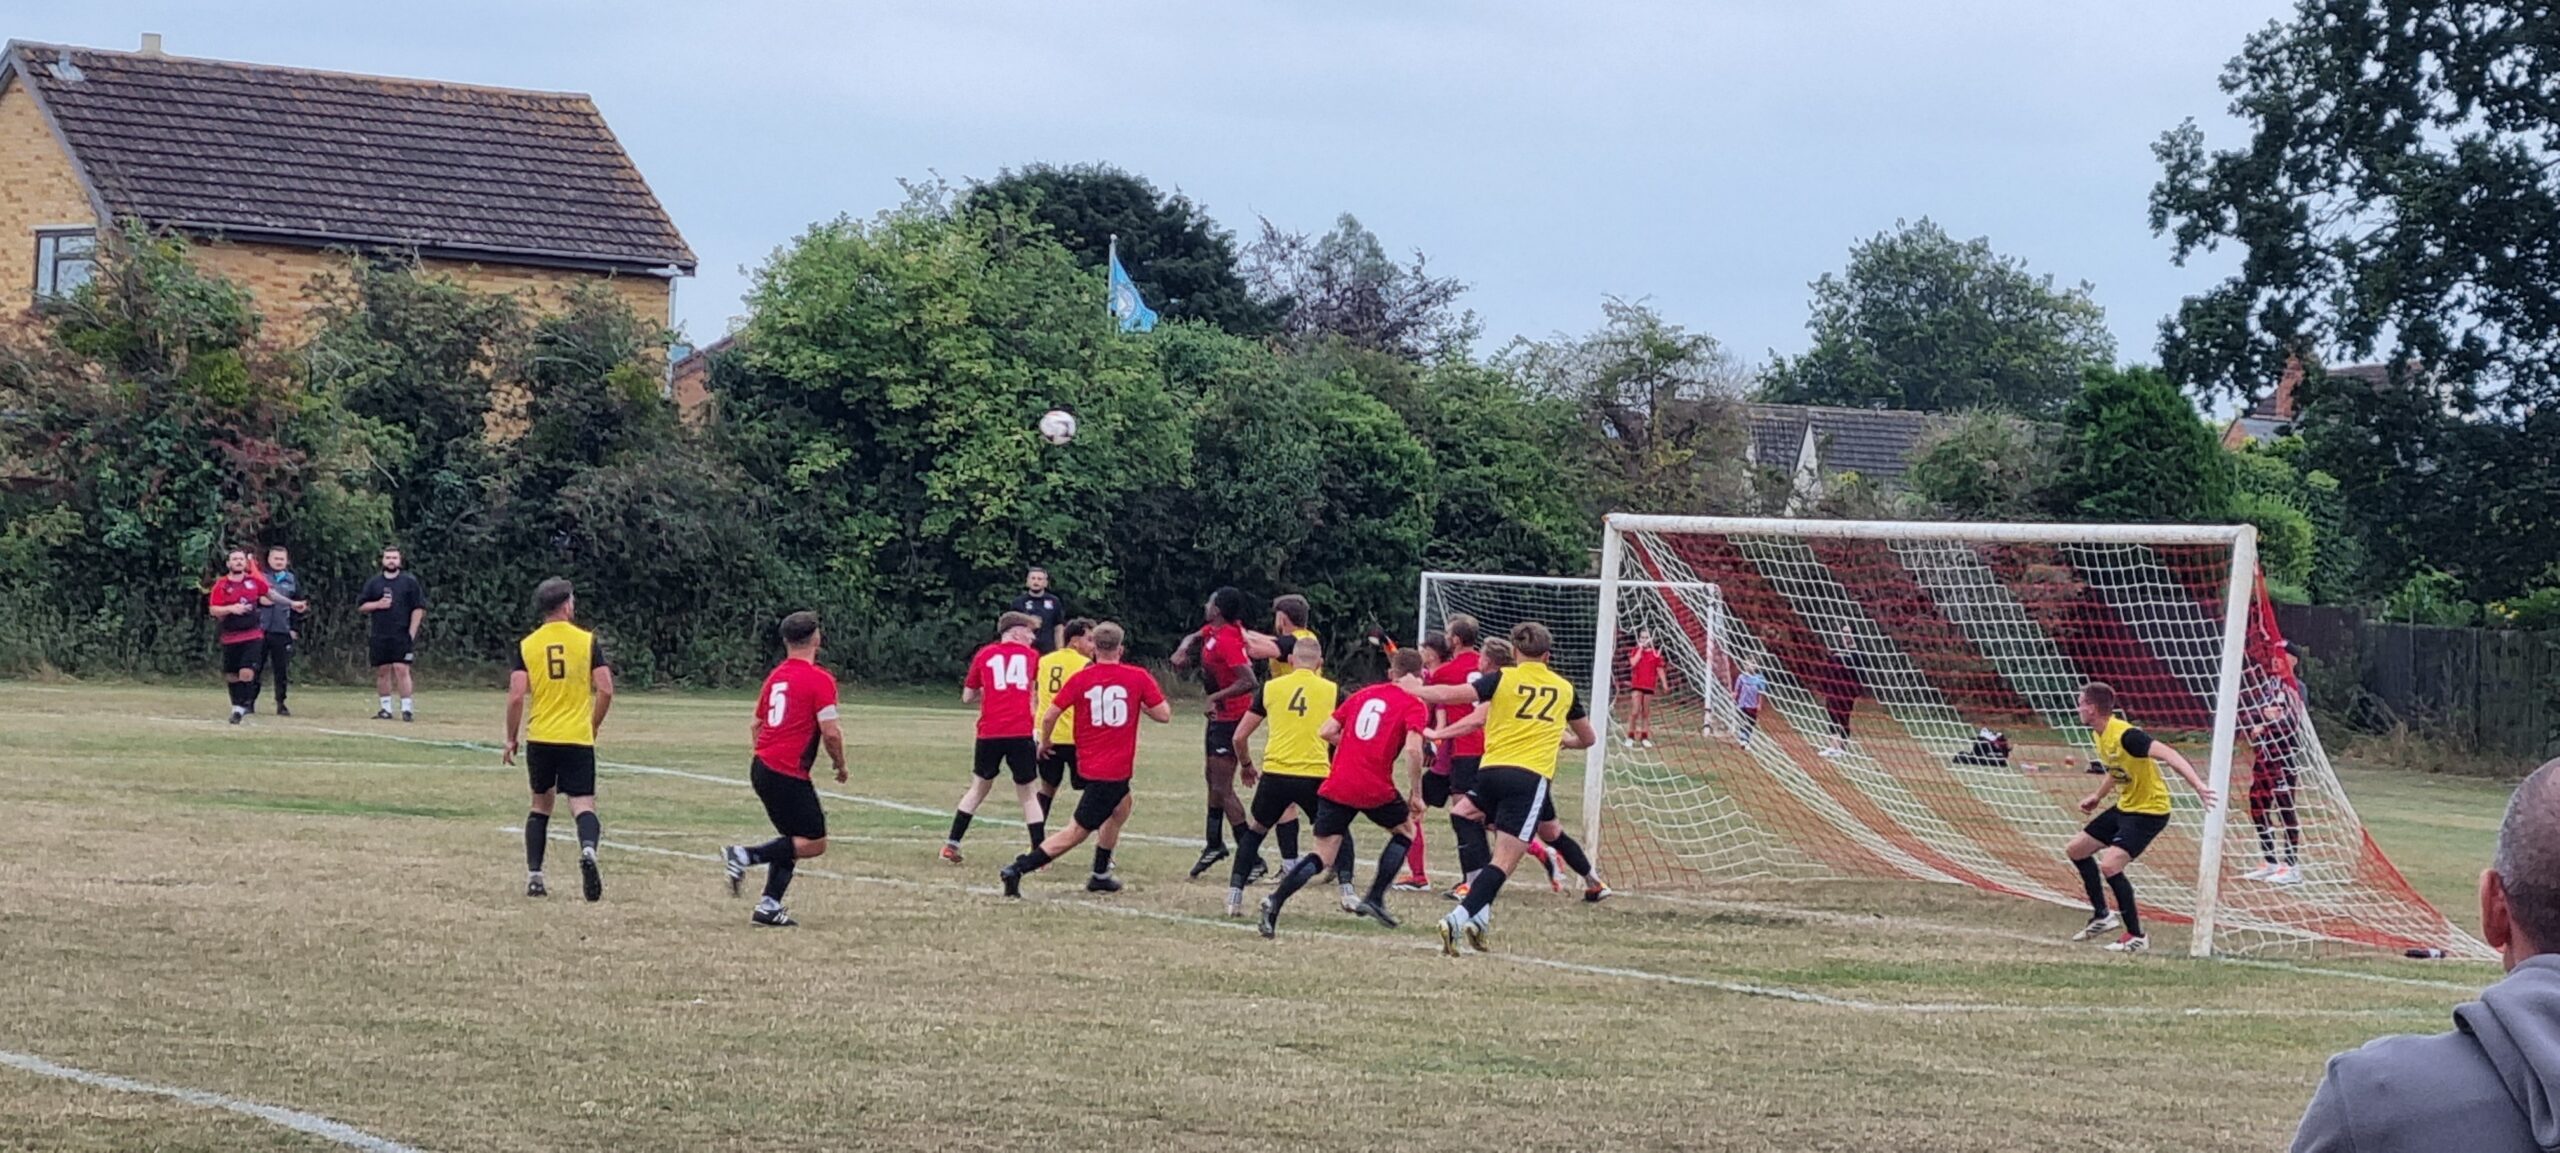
[964,640,1039,738]
[753,657,840,779]
[1429,650,1486,758]
[1321,682,1430,808]
[1051,661,1165,782]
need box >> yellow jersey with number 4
[514,620,605,746]
[1477,660,1584,779]
[1039,647,1091,745]
[1254,668,1339,778]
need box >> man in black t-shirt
[357,546,428,721]
[1010,567,1066,654]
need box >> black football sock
[2282,805,2301,866]
[1010,846,1055,875]
[1229,825,1270,889]
[574,811,600,856]
[2073,856,2107,918]
[947,811,973,845]
[747,836,795,865]
[2256,822,2276,864]
[1205,808,1226,851]
[1027,821,1045,848]
[1369,834,1413,905]
[1335,830,1358,885]
[1267,854,1324,911]
[1037,790,1056,818]
[1231,820,1253,854]
[226,680,246,709]
[1276,820,1300,860]
[1548,833,1594,880]
[524,812,550,872]
[763,857,795,902]
[1453,815,1490,877]
[1460,864,1510,916]
[1090,846,1114,875]
[244,674,262,706]
[2107,872,2142,937]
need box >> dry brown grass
[0,681,2510,1152]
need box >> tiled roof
[1747,403,1942,484]
[6,41,693,273]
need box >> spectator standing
[259,545,308,717]
[358,545,428,721]
[1011,566,1066,654]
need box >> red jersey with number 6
[1052,661,1165,783]
[1321,683,1430,809]
[964,640,1040,738]
[1429,650,1486,758]
[753,657,840,779]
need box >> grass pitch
[0,680,2513,1151]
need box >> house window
[34,229,97,299]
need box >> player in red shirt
[207,548,273,724]
[1255,649,1434,937]
[1169,587,1261,880]
[1428,613,1494,893]
[1003,622,1171,897]
[1626,628,1665,747]
[720,612,846,927]
[943,612,1048,864]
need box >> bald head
[1291,641,1322,670]
[2495,759,2560,959]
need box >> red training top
[964,640,1040,739]
[753,657,840,779]
[1630,647,1664,693]
[1428,650,1486,758]
[1200,622,1253,722]
[208,573,270,645]
[1321,682,1430,809]
[1053,661,1165,782]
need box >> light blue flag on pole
[1107,242,1158,333]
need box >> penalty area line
[521,831,2437,1022]
[0,1049,424,1153]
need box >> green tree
[2153,2,2560,412]
[1761,219,2114,417]
[2051,367,2233,524]
[965,162,1276,335]
[1241,213,1476,363]
[1906,409,2060,520]
[1504,300,1754,517]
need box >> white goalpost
[1423,517,2491,960]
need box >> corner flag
[1107,237,1158,333]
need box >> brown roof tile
[8,41,694,273]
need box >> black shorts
[221,637,266,675]
[1070,778,1132,833]
[1312,796,1411,839]
[1422,771,1452,809]
[1038,744,1076,790]
[1448,755,1484,797]
[526,741,598,797]
[368,635,415,667]
[974,736,1038,784]
[1471,765,1558,841]
[1205,720,1240,759]
[2083,807,2170,860]
[1249,772,1325,829]
[752,759,827,840]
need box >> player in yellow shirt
[1031,620,1097,823]
[1226,642,1361,916]
[2066,681,2218,953]
[501,579,616,902]
[1415,621,1597,954]
[1254,595,1321,864]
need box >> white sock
[581,844,596,861]
[400,697,414,712]
[379,696,393,711]
[755,896,781,912]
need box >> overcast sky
[19,1,2290,371]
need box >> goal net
[1426,519,2490,959]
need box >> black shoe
[580,855,603,902]
[1085,872,1122,893]
[1245,857,1270,885]
[752,906,796,927]
[722,846,748,897]
[401,709,415,723]
[1257,896,1280,939]
[526,874,548,898]
[1000,865,1023,898]
[1355,897,1400,929]
[274,703,291,717]
[374,709,393,721]
[228,708,245,725]
[1188,845,1229,879]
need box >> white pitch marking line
[526,831,2438,1021]
[0,1049,425,1152]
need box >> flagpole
[1107,233,1117,327]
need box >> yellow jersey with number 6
[514,620,604,746]
[1478,660,1583,779]
[1039,647,1091,744]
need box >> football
[1038,409,1077,444]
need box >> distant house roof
[1745,404,1941,485]
[2221,358,2402,449]
[3,40,695,276]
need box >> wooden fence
[2274,604,2560,760]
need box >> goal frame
[1590,514,2257,958]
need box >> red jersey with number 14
[964,640,1039,738]
[1321,683,1430,809]
[753,657,840,779]
[1052,661,1165,782]
[1429,650,1486,758]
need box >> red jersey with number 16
[1429,650,1486,758]
[964,640,1040,738]
[753,657,840,779]
[1052,661,1165,782]
[1321,682,1430,809]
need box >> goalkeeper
[2064,682,2218,954]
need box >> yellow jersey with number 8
[1039,647,1091,744]
[515,620,603,746]
[1479,660,1582,779]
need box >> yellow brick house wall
[0,76,102,314]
